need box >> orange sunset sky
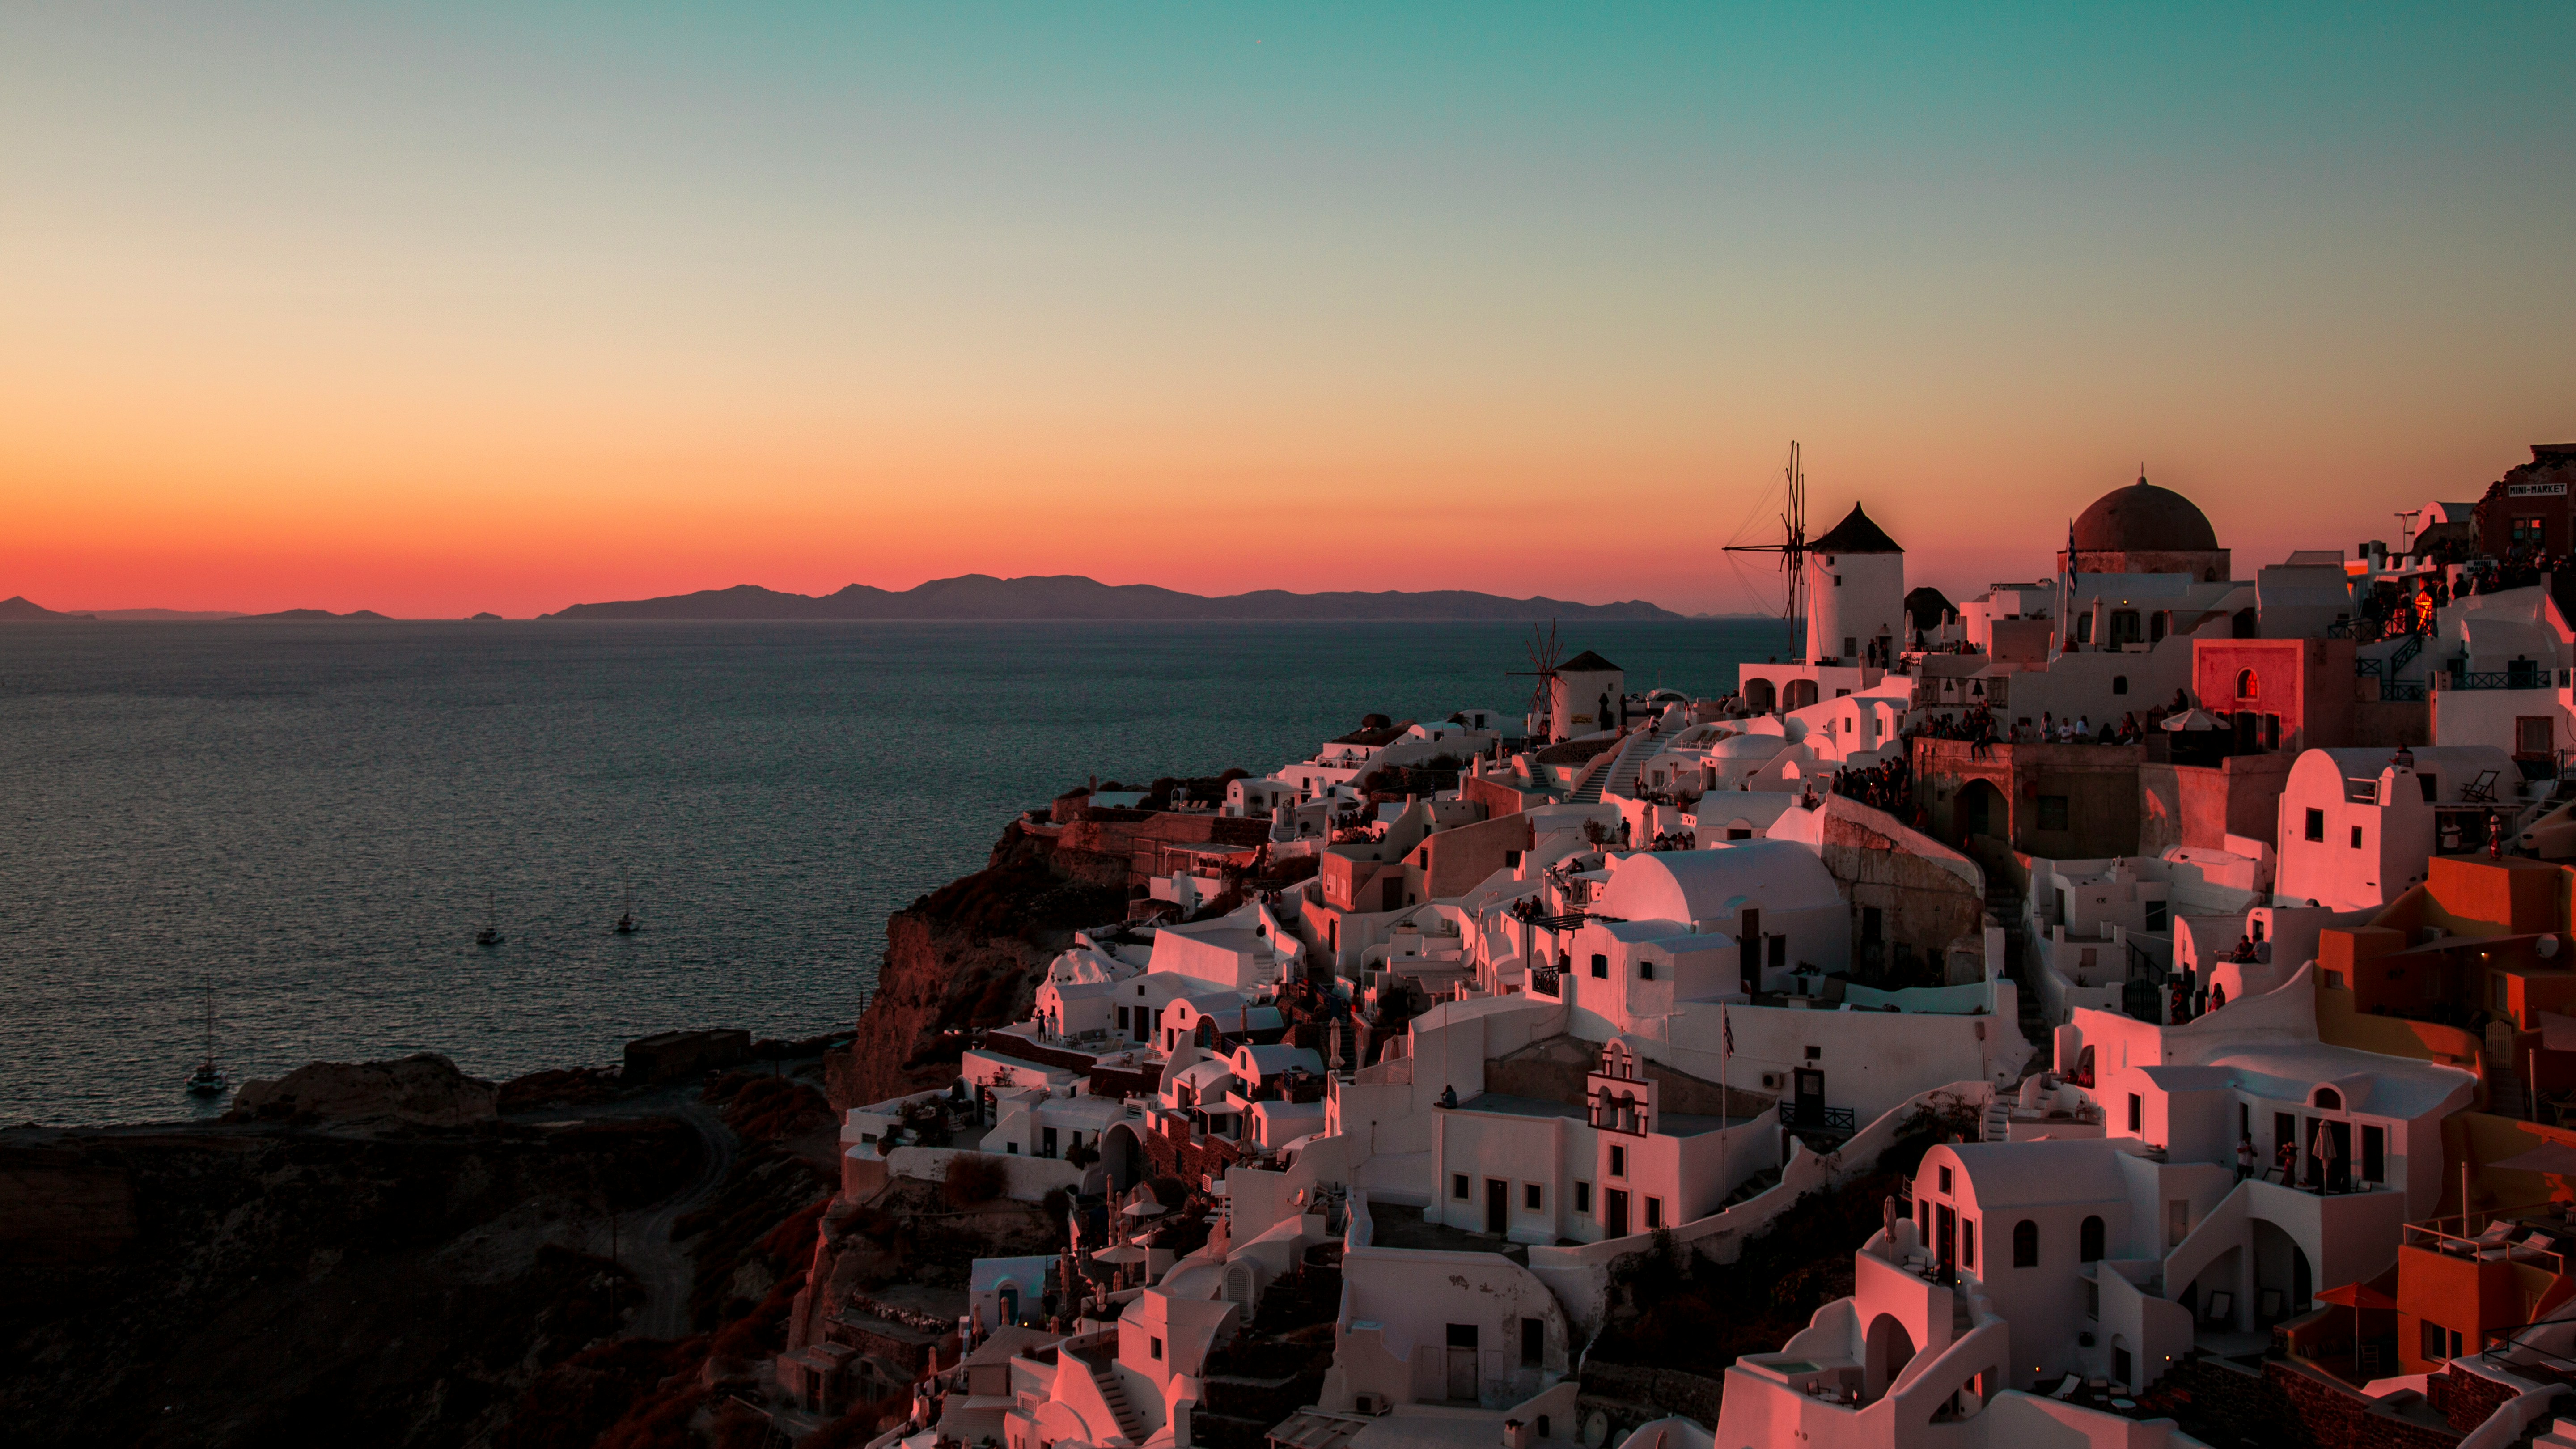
[4,5,2572,618]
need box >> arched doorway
[1955,780,2008,847]
[1864,1313,1917,1399]
[2250,1219,2313,1324]
[1102,1122,1148,1193]
[1743,678,1777,712]
[1786,679,1819,711]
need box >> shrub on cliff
[944,1153,1008,1206]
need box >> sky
[3,4,2572,617]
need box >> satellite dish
[2542,935,2562,960]
[1582,1410,1609,1448]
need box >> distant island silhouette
[0,595,95,621]
[543,574,1685,622]
[242,608,395,622]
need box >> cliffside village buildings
[796,445,2576,1449]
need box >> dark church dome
[2071,477,2217,553]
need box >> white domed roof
[1710,734,1789,759]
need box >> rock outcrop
[828,823,1127,1110]
[225,1052,500,1128]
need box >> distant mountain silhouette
[0,595,93,621]
[242,608,394,622]
[73,608,247,621]
[543,575,1683,622]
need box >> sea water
[0,618,1792,1125]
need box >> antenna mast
[1724,442,1809,661]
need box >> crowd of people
[1828,753,1912,813]
[2353,552,2567,644]
[1906,703,2159,752]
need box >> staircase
[1716,1165,1782,1210]
[1981,1094,2015,1144]
[1086,1359,1148,1443]
[2488,1020,2529,1119]
[1574,726,1661,805]
[1986,880,2051,1052]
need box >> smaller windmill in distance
[1507,622,1564,745]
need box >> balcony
[2401,1201,2576,1275]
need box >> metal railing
[2357,632,2428,680]
[2401,1203,2572,1275]
[2481,1318,2576,1384]
[2442,668,2549,691]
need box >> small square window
[1590,953,1608,979]
[1150,1336,1163,1360]
[1525,1183,1543,1212]
[1609,1145,1627,1178]
[2304,808,2325,843]
[1645,1197,1664,1229]
[1938,1165,1952,1194]
[2351,825,2364,849]
[1804,1045,1821,1061]
[1453,1174,1470,1200]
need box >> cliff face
[0,1115,696,1448]
[828,824,1127,1111]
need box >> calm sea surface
[0,619,1791,1125]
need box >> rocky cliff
[828,822,1127,1111]
[0,1111,696,1448]
[225,1051,501,1128]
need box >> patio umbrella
[2161,709,2224,732]
[2311,1122,2341,1189]
[2316,1280,2400,1379]
[2490,1141,2576,1176]
[2315,1282,2398,1311]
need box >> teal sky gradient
[4,4,2572,613]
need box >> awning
[2490,1141,2576,1176]
[1265,1410,1371,1449]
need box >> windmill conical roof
[1810,504,1902,553]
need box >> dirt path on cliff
[504,1084,740,1341]
[620,1096,734,1339]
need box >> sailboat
[476,891,505,948]
[185,977,226,1097]
[614,871,637,935]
